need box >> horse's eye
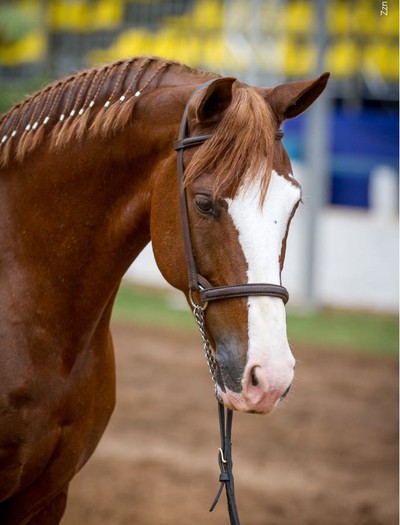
[195,196,214,215]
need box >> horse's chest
[0,336,116,502]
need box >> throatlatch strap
[209,403,240,525]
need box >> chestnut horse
[0,56,328,523]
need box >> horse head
[151,73,329,414]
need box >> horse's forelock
[184,86,275,204]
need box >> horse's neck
[0,83,191,333]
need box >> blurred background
[1,2,397,524]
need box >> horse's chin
[216,385,277,415]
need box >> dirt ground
[62,322,398,525]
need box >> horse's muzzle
[217,358,295,414]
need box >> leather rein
[174,79,289,524]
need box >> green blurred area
[112,284,398,357]
[0,76,49,113]
[0,3,38,44]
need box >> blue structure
[285,104,399,208]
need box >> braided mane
[0,56,211,167]
[1,56,277,205]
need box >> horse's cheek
[150,180,187,293]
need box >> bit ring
[189,289,208,311]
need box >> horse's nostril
[251,367,259,387]
[280,384,291,400]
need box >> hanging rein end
[209,403,241,525]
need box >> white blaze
[226,170,300,377]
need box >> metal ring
[189,289,208,311]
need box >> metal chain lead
[192,304,222,402]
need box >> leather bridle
[174,80,289,525]
[175,79,289,309]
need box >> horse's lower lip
[217,386,275,415]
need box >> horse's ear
[266,72,330,122]
[191,77,236,124]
